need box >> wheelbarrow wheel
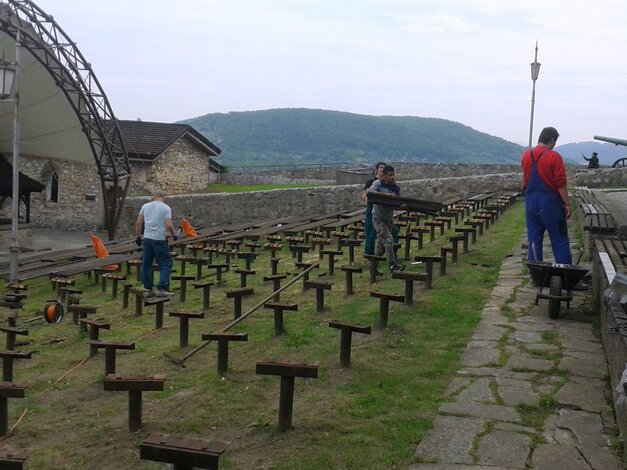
[548,275,561,319]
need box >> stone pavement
[411,231,624,469]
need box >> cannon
[593,135,627,167]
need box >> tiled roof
[114,120,221,161]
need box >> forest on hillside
[180,108,524,167]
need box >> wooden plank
[256,360,319,378]
[104,374,166,391]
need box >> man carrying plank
[367,165,405,274]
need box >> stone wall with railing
[117,172,522,235]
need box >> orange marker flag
[89,233,119,271]
[181,218,198,237]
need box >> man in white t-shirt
[134,189,178,297]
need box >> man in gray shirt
[134,190,178,297]
[367,165,405,274]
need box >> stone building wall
[117,172,522,236]
[0,155,102,230]
[129,139,215,195]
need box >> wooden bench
[321,249,343,276]
[370,292,405,327]
[392,271,427,305]
[234,268,256,288]
[0,447,29,469]
[201,333,248,376]
[414,255,444,286]
[340,266,363,295]
[193,280,215,311]
[225,288,254,319]
[237,251,259,270]
[255,360,319,432]
[104,374,165,431]
[144,297,171,328]
[303,281,333,312]
[264,302,298,336]
[341,238,362,264]
[102,273,126,299]
[574,186,617,235]
[0,350,31,382]
[140,433,231,469]
[264,274,288,302]
[171,275,196,302]
[80,319,111,356]
[169,311,205,348]
[289,245,311,263]
[207,263,230,283]
[68,305,98,330]
[0,382,27,436]
[594,238,626,286]
[0,326,28,351]
[90,341,135,375]
[328,321,371,367]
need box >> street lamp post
[528,41,541,150]
[0,29,21,285]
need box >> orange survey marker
[181,218,198,237]
[89,233,119,271]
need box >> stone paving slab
[457,367,535,381]
[460,341,501,367]
[439,402,520,422]
[532,444,591,470]
[554,409,610,447]
[410,465,517,470]
[496,377,540,407]
[413,415,485,465]
[454,378,495,404]
[477,431,531,468]
[559,351,607,378]
[555,376,608,413]
[577,444,625,470]
[506,354,553,372]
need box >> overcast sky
[29,0,627,145]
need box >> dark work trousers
[525,155,572,264]
[141,238,173,290]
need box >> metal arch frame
[0,0,130,239]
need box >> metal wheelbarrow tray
[526,261,589,319]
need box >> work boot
[390,264,405,274]
[157,289,175,297]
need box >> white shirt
[140,200,172,240]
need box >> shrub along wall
[118,172,522,235]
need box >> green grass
[0,203,526,469]
[202,183,322,193]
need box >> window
[49,171,59,202]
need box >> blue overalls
[525,148,572,264]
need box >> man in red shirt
[522,126,572,264]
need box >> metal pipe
[9,29,21,285]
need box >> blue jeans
[141,238,173,290]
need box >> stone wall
[221,162,522,186]
[574,167,627,188]
[0,155,102,230]
[129,139,215,195]
[117,172,522,236]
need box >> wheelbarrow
[526,261,589,319]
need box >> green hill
[179,108,524,167]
